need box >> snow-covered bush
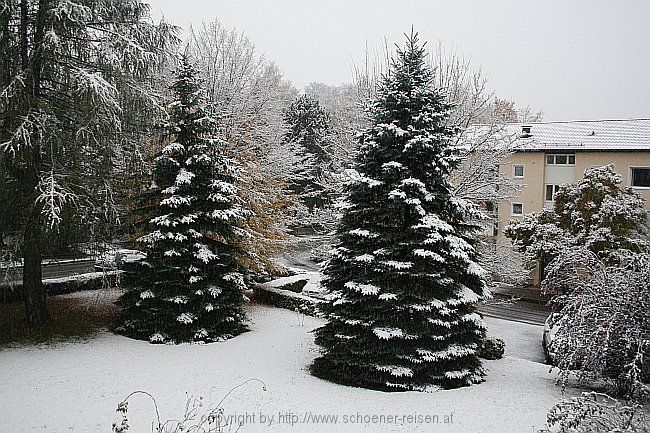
[477,242,529,286]
[541,392,648,433]
[542,247,649,400]
[479,338,505,360]
[506,165,649,276]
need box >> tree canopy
[312,32,487,391]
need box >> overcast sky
[151,0,650,122]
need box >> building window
[512,203,523,216]
[631,167,650,188]
[545,184,562,201]
[546,154,575,165]
[513,164,524,178]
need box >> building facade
[493,119,650,284]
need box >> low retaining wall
[253,283,324,317]
[0,271,121,303]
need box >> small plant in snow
[478,338,506,360]
[112,380,266,433]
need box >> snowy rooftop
[462,118,650,152]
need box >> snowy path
[479,300,549,326]
[0,304,565,433]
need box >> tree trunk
[20,0,28,68]
[20,0,51,326]
[22,208,50,325]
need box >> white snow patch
[139,290,154,300]
[381,260,413,270]
[467,261,487,277]
[162,142,184,154]
[348,229,379,239]
[175,168,195,186]
[413,214,453,232]
[413,249,445,262]
[448,286,481,306]
[373,327,405,340]
[160,195,192,208]
[417,345,477,361]
[176,312,195,324]
[381,161,403,170]
[445,369,471,379]
[194,243,217,263]
[354,254,375,263]
[167,296,188,304]
[344,281,380,296]
[208,287,223,298]
[0,298,568,433]
[149,333,165,343]
[179,214,198,224]
[376,365,414,377]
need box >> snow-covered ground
[0,295,570,433]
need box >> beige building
[484,119,650,284]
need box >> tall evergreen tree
[312,33,487,391]
[115,58,247,344]
[283,94,331,211]
[0,0,177,325]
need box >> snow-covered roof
[463,118,650,152]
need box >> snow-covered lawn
[0,295,570,433]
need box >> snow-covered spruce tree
[311,33,487,391]
[283,94,332,211]
[114,58,247,344]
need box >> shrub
[479,338,505,360]
[543,248,649,400]
[541,392,648,433]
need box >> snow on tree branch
[543,247,649,400]
[35,170,77,231]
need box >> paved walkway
[479,299,549,326]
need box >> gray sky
[151,0,650,122]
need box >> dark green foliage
[283,95,331,210]
[311,32,487,391]
[478,338,505,360]
[114,58,247,344]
